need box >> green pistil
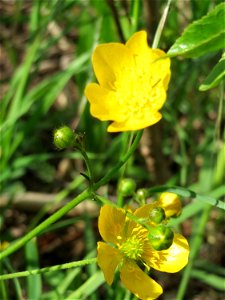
[120,236,143,260]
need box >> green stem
[3,259,23,298]
[93,130,143,190]
[117,131,135,207]
[119,132,135,180]
[77,145,95,187]
[0,190,90,261]
[0,130,143,261]
[0,258,97,281]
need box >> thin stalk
[0,130,143,261]
[77,145,95,187]
[3,259,23,299]
[119,132,135,180]
[94,130,143,190]
[0,258,97,281]
[0,189,90,261]
[29,176,84,229]
[117,132,135,207]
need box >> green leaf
[147,185,225,210]
[65,271,105,300]
[25,239,42,300]
[194,260,225,277]
[0,51,89,132]
[191,269,225,291]
[199,53,225,90]
[169,185,225,226]
[168,3,225,57]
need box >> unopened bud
[149,207,165,224]
[158,192,182,218]
[148,224,174,251]
[118,178,136,197]
[135,188,148,204]
[54,126,76,149]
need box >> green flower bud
[148,224,174,251]
[54,126,76,149]
[118,178,136,197]
[135,188,148,203]
[149,207,166,224]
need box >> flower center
[115,68,160,119]
[119,235,144,260]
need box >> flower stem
[0,258,97,281]
[94,130,143,190]
[77,145,95,187]
[0,189,90,261]
[0,130,143,261]
[117,131,135,207]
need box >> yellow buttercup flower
[85,31,171,132]
[97,204,189,300]
[158,192,182,218]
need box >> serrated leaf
[168,3,225,57]
[199,53,225,91]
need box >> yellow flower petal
[126,31,171,94]
[126,30,148,56]
[86,31,171,132]
[134,193,181,220]
[143,233,189,273]
[92,43,134,89]
[158,192,182,218]
[98,204,126,244]
[107,112,162,132]
[134,203,156,218]
[149,49,171,85]
[84,83,125,122]
[120,259,163,300]
[97,242,122,285]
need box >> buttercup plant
[1,2,224,300]
[97,203,189,299]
